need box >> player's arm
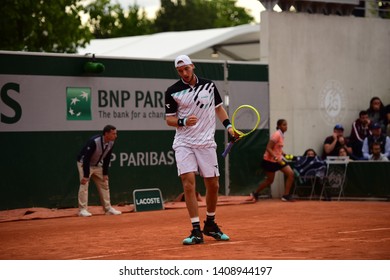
[166,115,179,127]
[165,89,198,127]
[215,104,228,122]
[166,115,198,127]
[266,139,284,165]
[213,85,234,136]
[266,140,277,159]
[216,105,234,137]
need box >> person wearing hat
[362,122,390,160]
[322,124,353,159]
[165,55,234,245]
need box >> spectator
[338,146,354,161]
[293,149,327,198]
[362,123,390,160]
[322,124,352,159]
[349,110,371,159]
[295,149,326,178]
[366,97,386,130]
[385,104,390,137]
[303,148,317,157]
[369,142,389,161]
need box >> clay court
[0,197,389,260]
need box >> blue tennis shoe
[203,221,230,241]
[183,229,204,245]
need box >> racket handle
[222,141,234,157]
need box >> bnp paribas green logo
[66,87,92,120]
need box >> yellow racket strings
[231,105,261,138]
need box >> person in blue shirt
[362,123,390,160]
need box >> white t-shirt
[165,75,223,149]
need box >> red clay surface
[0,197,389,260]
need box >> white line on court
[338,227,390,234]
[210,241,246,246]
[75,250,129,260]
[75,242,248,259]
[337,237,390,243]
[155,246,183,251]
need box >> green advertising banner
[133,188,164,212]
[0,52,269,210]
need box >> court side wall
[260,11,390,197]
[0,53,268,210]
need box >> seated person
[369,142,389,161]
[294,149,326,181]
[322,124,352,159]
[385,104,390,137]
[337,146,354,161]
[303,148,317,157]
[362,122,390,160]
[293,149,327,198]
[349,110,371,159]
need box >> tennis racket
[222,104,261,157]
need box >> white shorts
[174,146,220,178]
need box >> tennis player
[250,119,295,202]
[165,55,234,245]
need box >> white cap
[174,55,192,68]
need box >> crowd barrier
[344,161,390,199]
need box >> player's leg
[180,172,199,219]
[180,172,204,245]
[194,147,220,212]
[204,176,218,214]
[196,148,229,241]
[250,170,276,201]
[256,171,276,192]
[77,161,92,217]
[175,146,203,245]
[202,176,229,241]
[280,165,295,202]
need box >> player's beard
[183,74,194,84]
